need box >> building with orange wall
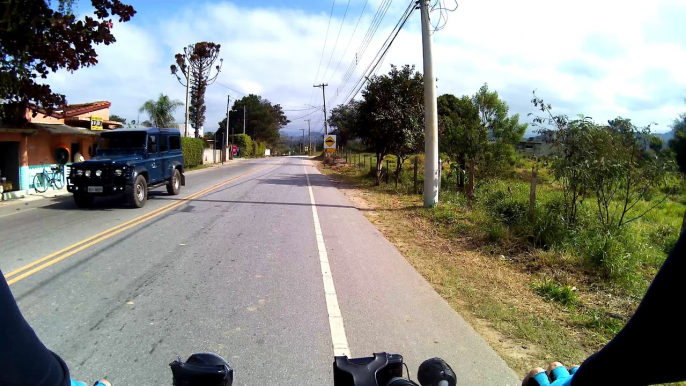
[0,102,122,197]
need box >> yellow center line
[5,164,271,286]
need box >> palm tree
[138,94,183,128]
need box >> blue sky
[47,0,686,138]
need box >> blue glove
[527,365,579,386]
[70,379,109,386]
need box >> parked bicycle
[33,160,64,193]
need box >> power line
[330,0,394,104]
[337,0,417,105]
[309,0,337,105]
[321,0,352,82]
[216,82,247,97]
[326,0,371,84]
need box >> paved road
[1,157,518,386]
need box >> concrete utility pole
[306,119,312,155]
[313,83,329,135]
[421,0,439,208]
[300,128,305,154]
[184,66,191,137]
[225,95,230,162]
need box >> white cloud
[45,0,686,136]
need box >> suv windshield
[98,132,147,150]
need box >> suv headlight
[85,170,91,177]
[95,170,102,177]
[77,170,84,176]
[114,169,123,177]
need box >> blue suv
[67,128,185,208]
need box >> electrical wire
[216,82,247,97]
[429,0,458,33]
[309,0,337,105]
[321,0,353,82]
[326,0,370,84]
[336,0,416,105]
[330,0,394,102]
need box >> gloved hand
[70,379,111,386]
[522,362,579,386]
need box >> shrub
[232,134,253,157]
[528,197,570,249]
[181,137,204,168]
[531,279,578,307]
[250,141,267,158]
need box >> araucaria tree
[170,42,223,137]
[0,0,136,123]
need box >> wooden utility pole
[313,84,329,135]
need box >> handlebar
[170,352,455,386]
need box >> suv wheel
[127,175,148,208]
[73,193,94,208]
[166,169,181,195]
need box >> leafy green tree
[109,114,126,124]
[329,100,361,148]
[648,135,664,153]
[668,110,686,173]
[170,42,223,137]
[472,84,527,178]
[438,94,485,190]
[217,94,289,147]
[532,94,675,229]
[355,65,424,185]
[138,94,183,128]
[0,0,135,123]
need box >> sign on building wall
[90,116,103,131]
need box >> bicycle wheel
[33,173,48,193]
[53,172,64,189]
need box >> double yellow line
[4,165,269,286]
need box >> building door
[0,142,20,192]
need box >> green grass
[531,280,578,308]
[320,157,686,383]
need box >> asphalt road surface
[0,157,519,386]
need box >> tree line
[329,64,527,193]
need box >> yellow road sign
[326,148,336,153]
[324,135,336,149]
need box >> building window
[169,135,181,150]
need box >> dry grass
[318,160,675,380]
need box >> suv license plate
[87,186,103,193]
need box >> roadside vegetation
[321,65,686,378]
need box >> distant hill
[655,129,675,144]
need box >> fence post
[413,156,419,194]
[386,159,390,184]
[438,158,442,193]
[530,165,538,220]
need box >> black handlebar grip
[417,358,456,386]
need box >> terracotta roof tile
[63,101,111,117]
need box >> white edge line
[304,159,351,357]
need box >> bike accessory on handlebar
[170,353,233,386]
[334,353,405,386]
[417,358,456,386]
